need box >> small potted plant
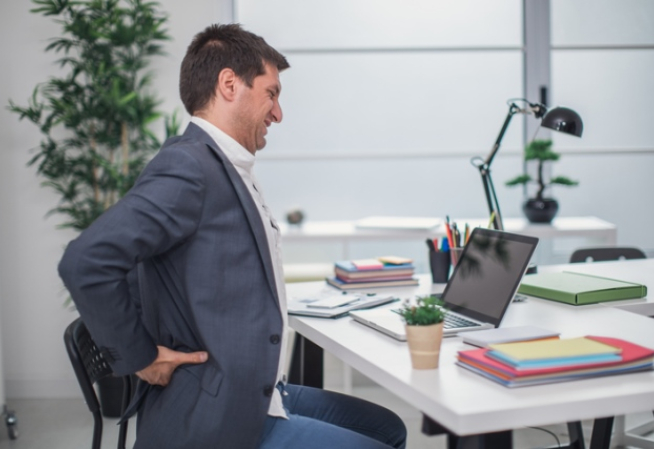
[398,295,446,369]
[505,139,578,223]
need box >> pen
[452,222,461,248]
[464,223,470,245]
[426,238,436,252]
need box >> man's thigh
[258,384,406,449]
[259,410,397,449]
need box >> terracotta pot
[405,322,444,369]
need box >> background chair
[570,247,646,263]
[64,318,133,449]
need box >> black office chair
[570,247,646,263]
[64,318,133,449]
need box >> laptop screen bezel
[440,228,538,327]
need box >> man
[59,24,406,449]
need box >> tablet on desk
[288,294,397,318]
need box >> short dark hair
[179,24,290,115]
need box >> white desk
[280,216,617,260]
[287,259,653,448]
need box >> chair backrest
[569,247,647,263]
[64,318,132,449]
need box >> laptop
[349,228,539,341]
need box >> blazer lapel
[183,123,280,307]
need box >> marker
[441,236,450,252]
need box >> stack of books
[326,256,419,290]
[457,336,654,387]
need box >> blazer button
[269,334,280,344]
[263,385,274,397]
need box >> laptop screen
[441,228,538,326]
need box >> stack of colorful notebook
[457,336,654,387]
[326,256,418,290]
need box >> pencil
[488,211,496,229]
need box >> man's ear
[216,68,238,101]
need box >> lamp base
[523,198,559,224]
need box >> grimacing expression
[233,63,283,153]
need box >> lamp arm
[472,102,521,231]
[485,103,520,166]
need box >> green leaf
[550,176,579,186]
[505,174,531,187]
[524,139,560,162]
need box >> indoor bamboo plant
[505,139,578,224]
[8,0,179,231]
[398,295,447,369]
[8,0,178,417]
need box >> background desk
[280,216,617,275]
[287,259,653,448]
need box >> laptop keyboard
[443,312,481,329]
[391,308,481,329]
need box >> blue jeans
[258,384,407,449]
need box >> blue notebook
[335,261,414,273]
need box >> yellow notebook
[490,337,621,361]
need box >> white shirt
[191,117,289,419]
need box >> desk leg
[288,334,324,388]
[566,421,586,449]
[422,414,512,449]
[588,417,613,449]
[451,432,512,449]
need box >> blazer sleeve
[58,146,206,375]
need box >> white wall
[0,0,653,399]
[0,0,229,399]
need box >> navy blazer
[59,123,283,448]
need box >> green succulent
[398,295,446,326]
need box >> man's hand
[136,345,208,386]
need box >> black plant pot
[523,198,559,224]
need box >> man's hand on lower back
[136,345,208,386]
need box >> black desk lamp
[471,99,583,230]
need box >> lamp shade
[541,107,583,137]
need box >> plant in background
[8,0,179,231]
[505,139,578,201]
[398,295,446,326]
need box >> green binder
[518,271,648,305]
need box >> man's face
[232,63,282,154]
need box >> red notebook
[458,336,654,379]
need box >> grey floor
[1,389,652,449]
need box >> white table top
[287,259,654,436]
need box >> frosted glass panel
[265,51,524,156]
[551,50,654,151]
[236,0,523,49]
[552,0,654,46]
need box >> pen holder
[429,250,451,283]
[450,247,464,267]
